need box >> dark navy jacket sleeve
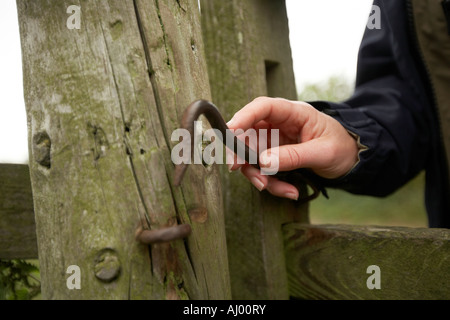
[310,0,435,197]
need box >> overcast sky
[286,0,373,87]
[0,0,373,164]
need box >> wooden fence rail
[0,164,37,259]
[284,223,450,300]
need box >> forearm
[309,78,431,196]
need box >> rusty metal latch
[173,99,327,203]
[136,224,192,245]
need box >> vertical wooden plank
[17,0,230,299]
[201,0,308,299]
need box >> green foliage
[298,76,428,227]
[0,259,41,300]
[298,75,354,103]
[311,172,427,227]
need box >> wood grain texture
[284,223,450,300]
[17,0,230,299]
[0,164,37,259]
[201,0,308,300]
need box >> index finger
[226,97,303,131]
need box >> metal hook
[136,224,192,245]
[173,100,328,203]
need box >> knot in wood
[32,131,51,168]
[94,248,121,283]
[188,207,208,223]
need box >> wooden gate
[1,0,450,300]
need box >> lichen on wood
[17,0,230,300]
[284,223,450,300]
[201,0,306,300]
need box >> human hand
[226,97,359,200]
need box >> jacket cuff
[307,100,378,192]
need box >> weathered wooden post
[17,0,230,299]
[201,0,307,299]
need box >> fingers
[226,96,360,183]
[229,136,334,175]
[227,97,309,132]
[225,124,263,171]
[225,97,316,172]
[240,165,299,201]
[259,138,332,172]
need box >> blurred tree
[298,75,354,102]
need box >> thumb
[259,139,331,174]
